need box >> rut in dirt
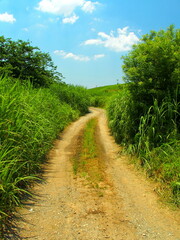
[7,108,180,240]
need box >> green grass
[72,118,105,190]
[0,76,90,235]
[107,86,180,206]
[88,84,125,107]
[89,84,122,93]
[50,82,90,115]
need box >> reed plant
[135,99,179,155]
[107,87,180,206]
[107,86,136,144]
[0,76,89,233]
[50,82,90,115]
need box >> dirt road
[13,108,179,239]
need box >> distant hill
[88,84,125,107]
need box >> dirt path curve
[14,108,179,240]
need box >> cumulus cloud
[62,14,79,24]
[36,0,99,16]
[54,50,90,61]
[83,27,139,52]
[84,39,103,45]
[54,50,105,61]
[23,28,29,32]
[81,1,99,13]
[49,17,60,22]
[0,12,16,23]
[94,54,105,60]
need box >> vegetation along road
[10,108,179,240]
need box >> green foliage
[135,99,179,153]
[107,25,180,206]
[0,76,89,231]
[108,88,180,205]
[50,83,90,115]
[107,87,136,144]
[122,25,180,129]
[0,36,62,87]
[142,142,180,206]
[109,25,180,146]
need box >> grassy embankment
[0,77,90,235]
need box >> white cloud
[23,28,29,32]
[93,17,102,22]
[54,50,90,61]
[94,54,105,60]
[36,23,47,28]
[49,17,60,22]
[91,28,96,32]
[84,39,103,45]
[62,14,79,24]
[83,27,139,52]
[0,12,16,23]
[36,0,98,16]
[54,50,105,61]
[81,1,99,13]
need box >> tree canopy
[0,36,62,87]
[122,25,180,110]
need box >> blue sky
[0,0,179,88]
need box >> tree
[121,25,180,141]
[122,25,180,112]
[0,36,62,87]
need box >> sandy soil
[10,108,180,239]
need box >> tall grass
[0,76,89,233]
[107,87,180,206]
[107,87,136,144]
[133,99,180,205]
[143,141,180,205]
[136,100,179,149]
[50,82,90,115]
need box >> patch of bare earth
[11,108,180,240]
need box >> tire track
[9,108,180,240]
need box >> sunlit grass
[107,87,180,206]
[0,76,90,235]
[88,84,124,108]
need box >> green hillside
[88,84,125,107]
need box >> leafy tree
[123,25,180,137]
[122,25,180,112]
[0,36,62,87]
